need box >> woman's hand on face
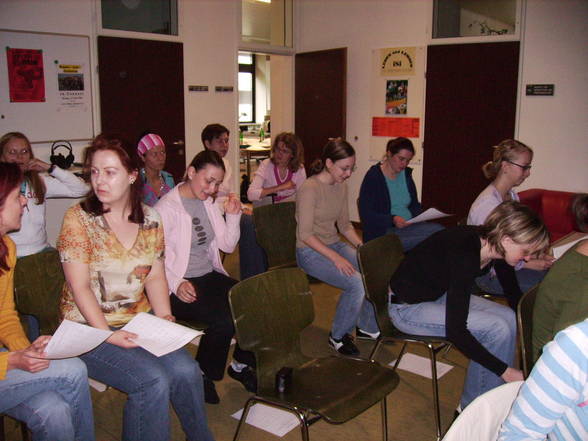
[225,194,241,215]
[524,255,555,271]
[331,254,356,276]
[106,330,139,349]
[501,367,524,383]
[393,215,408,229]
[25,158,51,173]
[176,281,198,303]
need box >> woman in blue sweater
[358,137,443,249]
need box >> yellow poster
[380,47,416,76]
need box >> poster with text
[386,80,408,115]
[380,47,416,76]
[6,48,45,102]
[56,63,87,111]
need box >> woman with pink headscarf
[137,133,175,206]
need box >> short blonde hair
[482,201,550,256]
[482,139,533,180]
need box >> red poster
[372,116,419,138]
[6,48,45,102]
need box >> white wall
[297,0,588,221]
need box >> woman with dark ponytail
[295,139,378,356]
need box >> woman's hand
[501,367,524,382]
[393,215,408,228]
[24,158,51,173]
[279,180,296,191]
[225,194,241,215]
[159,314,176,322]
[176,281,198,303]
[331,254,357,276]
[106,330,139,349]
[524,255,555,271]
[7,336,53,373]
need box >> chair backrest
[228,267,314,391]
[517,285,539,378]
[358,234,405,336]
[14,248,64,336]
[252,201,297,269]
[442,381,523,441]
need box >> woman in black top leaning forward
[388,201,549,411]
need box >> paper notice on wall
[380,47,416,76]
[372,116,419,138]
[386,80,408,115]
[56,63,88,111]
[6,48,45,102]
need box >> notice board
[0,30,94,142]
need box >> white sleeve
[45,168,89,198]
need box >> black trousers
[170,271,255,380]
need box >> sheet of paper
[232,403,300,437]
[389,352,453,379]
[551,232,588,259]
[121,312,203,357]
[44,319,112,359]
[406,208,452,225]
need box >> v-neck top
[57,203,165,327]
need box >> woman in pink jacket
[155,150,255,405]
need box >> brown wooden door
[98,36,185,181]
[295,48,346,172]
[422,42,520,223]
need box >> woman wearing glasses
[468,139,553,297]
[155,150,256,405]
[136,133,175,207]
[240,132,306,280]
[296,138,378,357]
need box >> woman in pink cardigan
[155,150,255,405]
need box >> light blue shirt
[385,169,412,220]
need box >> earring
[129,177,136,184]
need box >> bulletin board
[369,46,425,161]
[0,30,94,142]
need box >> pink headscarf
[137,134,165,155]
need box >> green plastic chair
[228,268,399,441]
[252,201,297,270]
[358,234,452,441]
[517,285,539,378]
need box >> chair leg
[391,342,408,372]
[298,411,310,441]
[427,343,443,441]
[233,397,257,441]
[380,397,388,441]
[0,415,4,441]
[369,338,384,361]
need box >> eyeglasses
[506,160,532,171]
[192,217,208,245]
[336,164,357,173]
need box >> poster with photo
[56,63,88,111]
[385,80,408,115]
[6,48,45,102]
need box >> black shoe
[329,333,359,356]
[356,327,380,341]
[227,366,257,393]
[203,376,220,404]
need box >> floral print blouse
[58,203,164,327]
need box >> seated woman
[388,201,549,410]
[532,193,588,363]
[359,137,443,250]
[296,138,378,356]
[155,150,256,405]
[137,133,175,206]
[58,135,214,441]
[0,162,94,441]
[468,139,553,295]
[240,132,306,280]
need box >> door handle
[172,140,185,146]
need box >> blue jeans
[0,355,94,441]
[81,343,214,441]
[296,241,378,339]
[239,213,268,280]
[388,294,516,408]
[387,222,445,252]
[475,268,547,296]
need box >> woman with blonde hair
[389,201,550,410]
[467,139,553,296]
[240,132,306,279]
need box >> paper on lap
[406,208,451,225]
[44,313,203,359]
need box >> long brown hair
[0,132,46,204]
[0,162,23,273]
[270,132,304,172]
[309,138,355,176]
[81,134,144,224]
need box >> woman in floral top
[58,134,214,441]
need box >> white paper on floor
[389,352,453,379]
[232,403,300,437]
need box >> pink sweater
[155,184,241,294]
